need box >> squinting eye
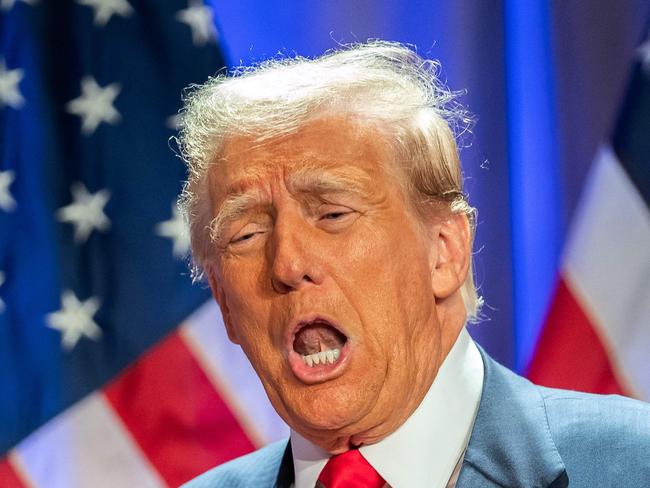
[230,226,267,246]
[233,232,257,243]
[321,211,349,220]
[316,207,358,233]
[227,218,272,248]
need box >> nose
[269,214,323,293]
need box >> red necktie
[317,449,386,488]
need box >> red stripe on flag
[527,276,626,395]
[104,331,256,487]
[0,457,27,488]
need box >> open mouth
[293,320,347,367]
[287,316,350,383]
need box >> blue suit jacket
[184,348,650,487]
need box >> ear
[429,213,471,300]
[206,265,241,345]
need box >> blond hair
[177,41,482,321]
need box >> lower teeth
[302,348,340,367]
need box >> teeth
[301,348,341,367]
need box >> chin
[279,381,381,442]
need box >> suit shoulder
[540,386,650,440]
[182,440,289,488]
[539,387,650,480]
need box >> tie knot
[317,449,385,488]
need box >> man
[178,42,650,487]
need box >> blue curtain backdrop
[209,0,648,371]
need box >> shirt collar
[291,328,484,488]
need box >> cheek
[219,252,273,314]
[335,219,434,343]
[219,261,277,356]
[340,216,431,293]
[231,314,283,392]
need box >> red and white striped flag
[2,302,286,487]
[527,30,650,400]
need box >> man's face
[207,117,464,452]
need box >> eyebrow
[288,165,372,196]
[209,190,263,244]
[209,166,372,244]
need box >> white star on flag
[156,204,190,258]
[638,34,650,75]
[66,76,121,135]
[76,0,133,26]
[57,182,111,243]
[0,169,17,212]
[0,58,25,109]
[47,290,102,350]
[0,271,5,313]
[176,0,217,46]
[0,0,37,12]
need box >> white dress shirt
[291,327,484,488]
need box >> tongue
[294,323,346,356]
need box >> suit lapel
[274,440,295,488]
[457,347,567,488]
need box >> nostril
[271,272,316,294]
[271,276,291,294]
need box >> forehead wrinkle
[287,164,374,198]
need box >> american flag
[527,27,650,401]
[0,1,286,486]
